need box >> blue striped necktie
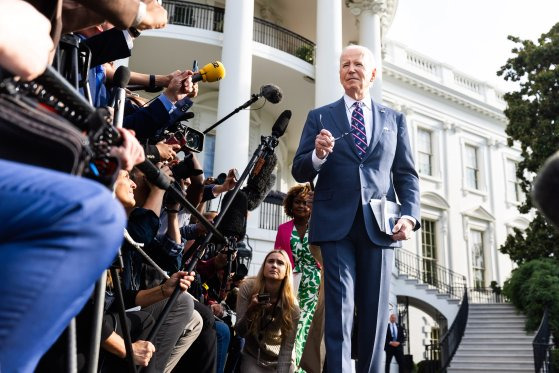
[351,101,367,158]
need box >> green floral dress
[291,225,321,371]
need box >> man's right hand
[315,129,335,159]
[137,0,168,30]
[132,340,155,367]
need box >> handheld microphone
[192,61,226,83]
[260,84,282,104]
[111,66,131,128]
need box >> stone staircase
[447,303,534,373]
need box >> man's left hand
[391,218,414,241]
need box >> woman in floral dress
[274,184,321,371]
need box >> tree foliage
[502,258,559,337]
[497,22,559,262]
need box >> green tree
[497,22,559,262]
[502,258,559,337]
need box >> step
[446,366,534,373]
[460,336,533,343]
[468,318,526,325]
[468,309,525,317]
[455,351,532,359]
[460,340,533,347]
[448,361,533,370]
[464,328,531,335]
[452,354,532,363]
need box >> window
[421,219,437,286]
[201,134,215,177]
[506,159,521,202]
[470,230,485,289]
[417,129,433,176]
[464,145,479,190]
[430,327,441,361]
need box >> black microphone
[135,160,172,190]
[216,190,249,242]
[111,66,131,128]
[533,152,559,227]
[272,109,291,138]
[260,84,282,104]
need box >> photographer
[235,249,300,373]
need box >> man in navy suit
[292,45,420,373]
[385,313,406,373]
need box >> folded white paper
[369,195,401,235]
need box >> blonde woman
[235,250,300,373]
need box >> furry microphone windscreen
[217,189,248,241]
[246,152,277,211]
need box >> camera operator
[0,2,152,371]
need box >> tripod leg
[67,318,78,373]
[87,272,107,373]
[110,267,138,373]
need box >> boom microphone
[246,152,277,211]
[260,84,282,104]
[192,61,226,83]
[272,109,291,138]
[533,151,559,228]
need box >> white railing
[384,41,506,109]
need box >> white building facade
[129,0,527,366]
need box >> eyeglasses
[320,114,354,141]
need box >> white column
[315,0,343,107]
[214,0,254,175]
[347,0,387,102]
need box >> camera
[164,122,204,153]
[170,156,203,180]
[257,293,270,304]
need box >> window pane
[470,230,484,288]
[465,168,478,189]
[421,219,437,286]
[418,153,432,175]
[417,129,432,154]
[506,160,520,202]
[201,134,215,177]
[465,145,477,168]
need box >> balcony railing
[162,0,315,63]
[395,249,466,299]
[468,287,507,304]
[258,191,289,231]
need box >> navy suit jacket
[292,98,420,247]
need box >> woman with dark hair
[274,184,320,370]
[235,249,300,373]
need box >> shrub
[503,258,559,335]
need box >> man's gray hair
[340,44,377,69]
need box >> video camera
[161,120,204,153]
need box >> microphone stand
[144,131,281,349]
[202,93,261,134]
